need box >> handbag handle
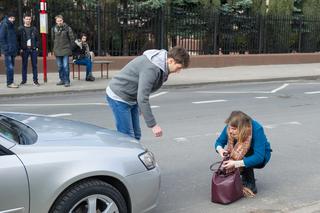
[210,154,230,172]
[210,161,222,172]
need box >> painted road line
[174,133,215,142]
[48,113,72,117]
[304,91,320,94]
[174,137,188,142]
[255,97,269,99]
[151,106,160,108]
[0,103,107,107]
[264,121,301,129]
[196,91,269,94]
[150,91,168,99]
[270,83,289,93]
[192,100,227,104]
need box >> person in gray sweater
[106,46,190,140]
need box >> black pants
[241,167,257,193]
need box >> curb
[1,75,319,98]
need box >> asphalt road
[1,80,320,213]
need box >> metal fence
[16,3,320,56]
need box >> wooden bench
[70,60,113,80]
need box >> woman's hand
[217,148,228,158]
[222,160,236,170]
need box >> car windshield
[0,115,37,145]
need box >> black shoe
[241,168,257,194]
[56,81,64,86]
[86,75,95,81]
[64,82,71,87]
[33,81,40,86]
[20,81,27,85]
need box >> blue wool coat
[215,120,272,168]
[0,17,18,56]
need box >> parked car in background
[0,112,160,213]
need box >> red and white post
[39,0,48,82]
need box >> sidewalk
[1,63,320,97]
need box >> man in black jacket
[0,12,19,88]
[17,13,40,86]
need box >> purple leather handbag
[210,159,243,204]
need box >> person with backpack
[72,33,95,81]
[17,13,40,86]
[215,111,272,196]
[51,14,75,87]
[0,12,19,88]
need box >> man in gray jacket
[106,46,190,140]
[52,15,75,87]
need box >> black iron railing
[4,3,320,56]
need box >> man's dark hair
[7,11,16,18]
[23,13,32,18]
[80,33,87,39]
[168,46,190,68]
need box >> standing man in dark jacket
[0,12,19,88]
[51,14,75,87]
[106,46,190,140]
[17,13,40,86]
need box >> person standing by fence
[51,14,75,87]
[17,13,40,86]
[0,12,19,88]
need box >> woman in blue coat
[215,111,272,196]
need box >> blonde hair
[55,15,63,20]
[225,111,252,144]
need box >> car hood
[2,112,142,149]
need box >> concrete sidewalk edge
[1,75,319,98]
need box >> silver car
[0,112,160,213]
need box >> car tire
[50,179,128,213]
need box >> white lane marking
[174,137,188,142]
[192,100,227,104]
[305,91,320,94]
[270,83,289,93]
[48,113,72,117]
[150,91,168,99]
[0,103,107,107]
[264,121,301,129]
[151,106,160,108]
[174,133,216,142]
[255,97,269,99]
[196,83,289,94]
[196,91,269,94]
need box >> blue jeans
[107,95,141,140]
[74,57,92,78]
[55,56,70,83]
[21,49,38,82]
[4,55,15,85]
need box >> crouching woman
[214,111,272,196]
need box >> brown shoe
[7,83,19,88]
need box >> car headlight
[139,150,156,170]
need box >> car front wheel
[50,179,128,213]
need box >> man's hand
[152,124,163,137]
[222,160,236,170]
